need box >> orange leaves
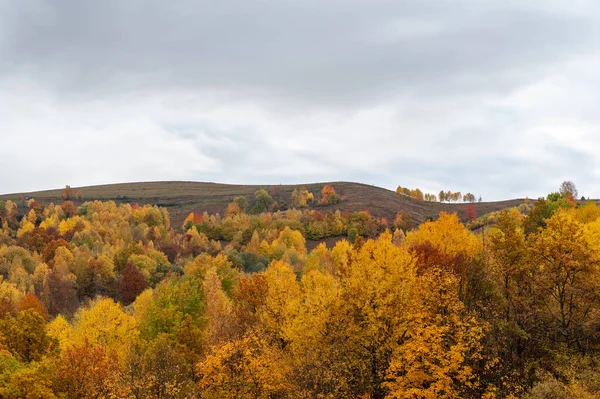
[197,334,293,399]
[226,201,243,217]
[318,185,341,205]
[62,185,74,200]
[18,293,48,320]
[53,341,120,399]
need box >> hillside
[0,181,526,227]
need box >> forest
[0,183,599,399]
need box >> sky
[1,0,599,200]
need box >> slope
[0,181,526,228]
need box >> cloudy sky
[1,0,599,199]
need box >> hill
[0,181,526,228]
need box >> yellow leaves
[385,270,487,399]
[575,201,600,224]
[16,221,34,239]
[132,288,154,326]
[270,226,306,259]
[287,270,341,345]
[584,217,600,253]
[304,242,333,274]
[46,315,72,353]
[71,297,139,362]
[197,334,293,399]
[0,359,57,399]
[291,187,314,208]
[0,275,23,309]
[330,239,352,276]
[260,260,300,342]
[57,216,89,235]
[183,212,195,228]
[530,210,600,345]
[39,215,59,230]
[128,254,157,281]
[405,212,482,259]
[204,266,234,346]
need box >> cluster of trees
[395,186,437,202]
[231,185,341,215]
[185,205,389,244]
[1,182,600,397]
[439,191,479,203]
[396,186,480,203]
[61,185,83,201]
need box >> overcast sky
[1,0,599,199]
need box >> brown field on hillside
[0,181,526,228]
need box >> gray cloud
[1,0,600,199]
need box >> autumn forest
[0,182,599,398]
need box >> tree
[225,201,243,217]
[18,293,48,320]
[463,193,476,203]
[0,309,56,362]
[233,196,249,212]
[523,199,552,236]
[0,361,57,399]
[318,185,341,205]
[119,261,148,305]
[559,180,578,199]
[122,334,195,399]
[61,201,76,218]
[464,203,477,222]
[197,334,293,399]
[252,190,274,214]
[290,187,314,208]
[385,270,487,399]
[409,189,424,201]
[53,341,121,399]
[204,267,234,346]
[62,185,74,200]
[530,211,600,350]
[394,211,413,233]
[71,298,139,361]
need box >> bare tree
[559,181,578,198]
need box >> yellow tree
[385,270,488,399]
[530,210,600,349]
[337,231,416,399]
[488,209,528,323]
[71,297,139,362]
[284,270,354,398]
[197,334,293,399]
[405,212,483,307]
[291,187,314,208]
[259,260,300,346]
[204,266,234,347]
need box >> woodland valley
[0,180,597,398]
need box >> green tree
[252,190,274,214]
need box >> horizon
[2,1,599,199]
[0,178,576,202]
